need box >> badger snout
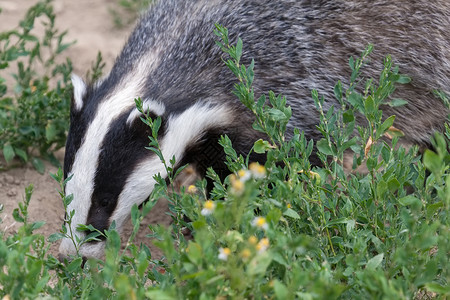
[58,234,106,261]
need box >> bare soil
[0,0,174,259]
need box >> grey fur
[62,0,449,259]
[122,0,449,145]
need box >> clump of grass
[0,23,448,299]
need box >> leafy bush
[0,24,449,299]
[0,0,73,172]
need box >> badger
[59,0,450,260]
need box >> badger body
[60,0,450,259]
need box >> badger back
[60,0,450,259]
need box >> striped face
[59,74,234,259]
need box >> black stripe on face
[86,108,165,234]
[64,71,133,180]
[64,87,97,180]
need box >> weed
[0,23,448,299]
[0,0,73,173]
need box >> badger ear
[71,73,86,111]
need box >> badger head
[58,74,234,260]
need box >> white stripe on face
[60,53,162,258]
[71,73,86,111]
[126,99,166,125]
[60,80,141,257]
[109,103,233,235]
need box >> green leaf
[254,139,273,154]
[267,208,282,224]
[343,110,354,123]
[48,233,65,243]
[426,202,443,219]
[423,149,441,174]
[131,204,140,227]
[235,38,243,61]
[334,81,343,102]
[283,208,300,219]
[387,178,400,192]
[387,98,408,107]
[12,208,24,223]
[66,257,83,273]
[346,219,355,235]
[396,75,411,84]
[398,195,422,208]
[3,143,15,163]
[341,137,357,151]
[247,251,272,276]
[45,121,57,142]
[316,139,334,156]
[31,221,45,231]
[273,280,289,299]
[106,229,121,252]
[14,148,28,161]
[186,242,202,265]
[424,282,450,295]
[385,126,405,138]
[415,260,438,286]
[146,289,177,300]
[347,92,363,109]
[364,95,375,114]
[31,157,45,174]
[268,108,287,121]
[349,56,355,71]
[366,156,377,171]
[379,115,395,134]
[366,253,384,270]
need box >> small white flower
[218,247,231,261]
[251,216,268,230]
[256,238,270,253]
[249,162,266,179]
[238,169,251,182]
[201,200,215,216]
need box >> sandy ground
[0,0,174,260]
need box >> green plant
[139,25,450,298]
[0,185,51,298]
[0,23,448,299]
[0,0,73,172]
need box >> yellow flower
[249,162,266,178]
[201,200,215,216]
[248,236,258,245]
[298,169,321,183]
[187,185,197,193]
[218,247,231,261]
[232,179,244,192]
[230,174,245,194]
[251,216,268,230]
[256,238,270,253]
[241,248,251,259]
[287,203,292,209]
